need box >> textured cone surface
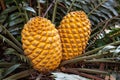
[58,11,91,60]
[21,17,62,72]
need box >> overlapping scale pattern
[21,17,62,72]
[58,11,91,60]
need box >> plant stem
[67,0,76,13]
[79,73,103,80]
[61,68,103,80]
[90,19,110,40]
[90,31,100,40]
[46,0,49,18]
[91,15,120,33]
[52,0,58,23]
[43,0,55,17]
[0,62,27,68]
[72,68,108,75]
[60,52,109,66]
[24,10,29,21]
[0,0,6,10]
[3,69,34,80]
[88,0,107,16]
[84,59,120,64]
[13,0,28,22]
[37,1,41,16]
[0,62,15,67]
[13,0,22,13]
[0,34,23,54]
[0,25,22,48]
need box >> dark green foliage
[2,64,21,78]
[0,0,36,36]
[56,0,118,25]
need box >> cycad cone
[58,11,91,60]
[21,17,62,72]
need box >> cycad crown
[58,11,91,60]
[21,17,62,72]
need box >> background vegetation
[0,0,120,80]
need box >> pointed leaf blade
[1,6,17,14]
[3,64,21,78]
[9,18,25,26]
[23,6,36,13]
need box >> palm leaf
[3,69,34,80]
[4,48,30,63]
[2,64,21,78]
[56,0,118,25]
